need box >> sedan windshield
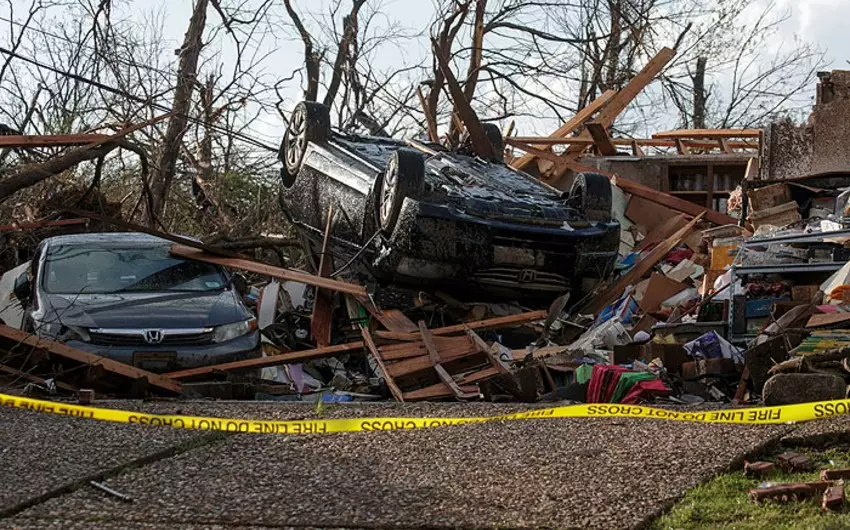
[43,245,226,294]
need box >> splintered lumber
[402,368,496,400]
[170,245,367,297]
[164,340,366,379]
[374,310,547,341]
[420,322,478,399]
[613,175,738,226]
[586,122,618,156]
[432,39,495,159]
[511,89,616,171]
[653,128,762,139]
[506,137,758,149]
[585,213,705,314]
[545,47,675,183]
[0,133,112,148]
[311,206,335,348]
[635,214,687,252]
[0,362,78,392]
[361,327,405,401]
[0,325,181,394]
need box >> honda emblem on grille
[144,330,164,344]
[518,269,536,283]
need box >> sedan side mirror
[231,273,248,296]
[13,272,31,304]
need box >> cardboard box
[792,285,819,303]
[639,273,688,314]
[748,183,791,212]
[681,358,737,380]
[644,342,688,375]
[750,201,800,230]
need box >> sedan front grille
[88,329,214,347]
[472,267,568,292]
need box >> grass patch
[652,446,850,530]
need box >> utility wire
[0,45,280,153]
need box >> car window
[43,245,226,294]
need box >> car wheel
[377,149,425,233]
[570,172,612,222]
[280,101,331,187]
[482,123,504,162]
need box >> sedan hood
[42,290,248,329]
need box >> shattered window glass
[43,245,226,294]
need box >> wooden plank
[806,312,850,328]
[421,322,477,399]
[0,217,89,233]
[511,89,616,171]
[586,122,618,156]
[506,137,758,149]
[653,128,762,139]
[631,140,645,157]
[432,39,495,159]
[675,138,689,155]
[467,328,512,375]
[386,342,478,378]
[170,245,367,297]
[0,325,181,394]
[311,205,335,348]
[164,341,366,379]
[546,47,676,181]
[718,138,731,153]
[402,367,499,400]
[744,156,759,180]
[361,327,404,401]
[613,175,738,226]
[584,213,705,314]
[0,362,78,392]
[634,213,687,252]
[374,310,547,341]
[0,133,112,148]
[419,322,442,364]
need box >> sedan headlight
[213,318,257,343]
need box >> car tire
[377,148,425,233]
[570,172,612,222]
[280,101,331,188]
[482,123,504,162]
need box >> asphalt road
[1,400,847,529]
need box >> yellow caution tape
[2,393,850,435]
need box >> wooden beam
[718,138,731,153]
[361,327,405,401]
[586,122,618,156]
[653,128,762,139]
[511,89,616,171]
[744,157,759,180]
[432,39,495,159]
[506,137,758,149]
[546,47,676,181]
[584,213,705,314]
[0,325,181,394]
[164,340,366,379]
[420,322,478,399]
[613,175,737,226]
[416,86,439,143]
[0,134,113,148]
[170,245,367,297]
[675,138,689,155]
[374,310,547,341]
[311,206,335,348]
[0,362,78,392]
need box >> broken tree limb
[511,89,616,171]
[170,245,367,297]
[65,209,245,258]
[0,134,112,148]
[0,325,181,394]
[432,38,496,160]
[584,213,705,314]
[164,340,367,379]
[0,111,171,204]
[416,86,439,142]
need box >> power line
[0,45,280,153]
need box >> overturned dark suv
[278,102,620,300]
